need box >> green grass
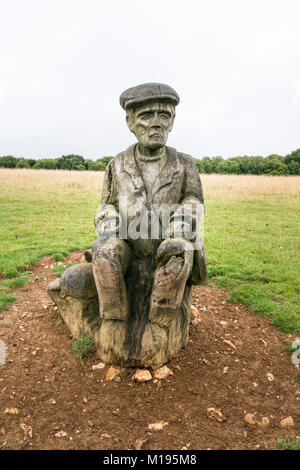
[0,172,99,280]
[72,335,96,360]
[1,276,28,289]
[52,251,69,261]
[0,275,28,311]
[277,437,300,450]
[294,372,300,384]
[0,295,16,311]
[205,193,300,333]
[52,262,76,277]
[0,170,299,333]
[0,170,101,312]
[285,343,300,353]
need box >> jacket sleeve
[94,159,120,239]
[180,155,204,204]
[168,155,204,242]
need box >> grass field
[0,169,299,333]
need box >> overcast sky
[0,0,299,159]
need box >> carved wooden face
[126,101,175,150]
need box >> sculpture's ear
[126,112,135,133]
[168,113,175,133]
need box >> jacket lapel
[123,144,145,193]
[123,144,179,197]
[152,146,179,195]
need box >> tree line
[0,149,300,175]
[0,154,113,171]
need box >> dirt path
[0,252,299,450]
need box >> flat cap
[120,82,180,110]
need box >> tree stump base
[47,261,192,369]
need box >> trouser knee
[92,238,131,274]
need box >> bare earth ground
[0,252,299,450]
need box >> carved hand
[94,203,120,239]
[156,238,193,267]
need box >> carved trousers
[92,237,193,327]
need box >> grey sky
[1,0,299,159]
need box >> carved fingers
[94,203,120,239]
[156,238,193,267]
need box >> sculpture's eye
[159,113,170,121]
[140,113,153,120]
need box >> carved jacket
[95,144,207,285]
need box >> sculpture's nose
[152,112,161,127]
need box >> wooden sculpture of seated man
[48,83,207,369]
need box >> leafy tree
[96,156,113,170]
[201,157,213,173]
[263,155,289,175]
[286,160,300,175]
[27,159,36,167]
[285,148,300,164]
[85,159,105,171]
[57,154,88,170]
[218,159,240,174]
[234,156,255,174]
[33,158,59,169]
[285,149,300,175]
[76,164,86,171]
[247,156,265,175]
[267,153,284,161]
[210,156,224,173]
[0,155,18,168]
[193,158,206,173]
[16,158,30,168]
[86,159,98,171]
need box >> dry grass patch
[202,174,300,200]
